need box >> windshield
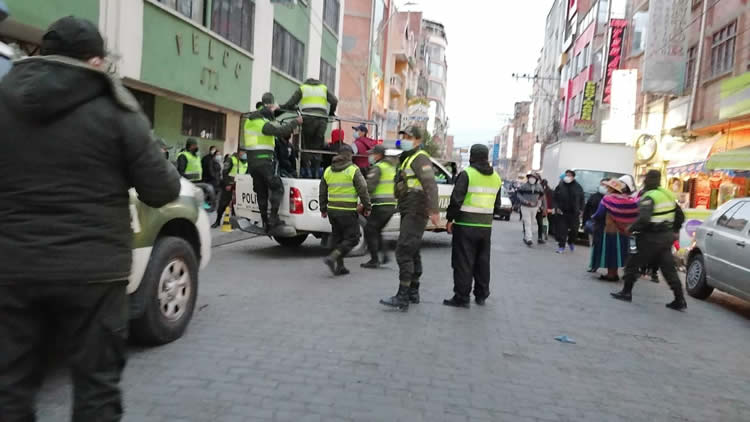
[574,169,627,196]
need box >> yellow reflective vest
[178,151,202,181]
[399,150,430,190]
[324,164,358,211]
[300,83,328,111]
[229,155,248,177]
[372,161,396,206]
[456,167,502,228]
[644,187,677,224]
[243,117,274,159]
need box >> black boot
[211,221,221,229]
[537,237,546,244]
[379,285,410,311]
[443,295,470,308]
[666,296,687,311]
[610,280,634,302]
[408,281,420,304]
[335,257,350,276]
[360,256,380,269]
[381,252,391,265]
[324,250,341,276]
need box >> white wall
[99,0,143,80]
[306,0,324,80]
[251,0,274,104]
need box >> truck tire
[130,236,199,346]
[348,217,368,257]
[274,234,308,248]
[686,253,713,300]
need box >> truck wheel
[274,234,308,248]
[686,253,713,300]
[348,217,368,257]
[130,236,199,346]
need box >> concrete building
[421,18,448,157]
[0,0,343,156]
[533,0,567,145]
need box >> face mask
[401,140,414,150]
[564,176,573,184]
[214,155,222,163]
[528,177,537,185]
[598,186,608,195]
[368,156,376,165]
[239,153,247,162]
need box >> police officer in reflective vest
[281,78,338,178]
[361,145,398,268]
[212,151,248,228]
[176,138,202,181]
[380,126,440,311]
[611,169,687,311]
[242,93,302,231]
[444,144,503,308]
[319,145,371,275]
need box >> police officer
[242,93,302,232]
[177,138,202,181]
[0,17,181,420]
[319,145,371,275]
[281,77,338,178]
[361,144,397,268]
[443,145,502,308]
[611,170,687,311]
[212,151,248,228]
[380,126,440,311]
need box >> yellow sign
[580,81,597,121]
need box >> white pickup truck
[234,151,456,255]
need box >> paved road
[38,220,750,421]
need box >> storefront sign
[602,19,627,103]
[574,119,595,133]
[580,81,597,120]
[175,31,243,92]
[719,71,750,120]
[643,0,689,95]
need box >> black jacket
[446,162,503,223]
[582,192,604,223]
[0,56,180,284]
[201,152,221,186]
[554,180,585,215]
[275,137,298,177]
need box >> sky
[396,0,552,147]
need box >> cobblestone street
[38,221,750,422]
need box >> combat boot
[360,257,380,269]
[379,285,410,311]
[443,295,470,308]
[324,250,342,276]
[610,280,634,302]
[335,257,350,276]
[408,281,420,304]
[666,297,687,311]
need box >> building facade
[0,0,343,156]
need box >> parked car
[494,187,512,221]
[686,198,750,302]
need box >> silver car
[686,198,750,302]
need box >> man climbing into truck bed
[242,93,302,233]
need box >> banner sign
[580,81,597,120]
[602,19,627,104]
[719,71,750,120]
[574,119,595,133]
[642,0,689,94]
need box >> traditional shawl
[600,193,639,226]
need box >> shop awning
[706,146,750,170]
[666,134,720,175]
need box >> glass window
[211,0,254,53]
[631,11,648,55]
[126,88,155,127]
[272,22,305,80]
[157,0,204,23]
[429,81,443,99]
[320,59,336,93]
[429,62,444,79]
[717,203,750,231]
[323,0,340,34]
[711,21,737,77]
[182,104,226,140]
[685,45,698,90]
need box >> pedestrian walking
[541,179,556,241]
[281,77,338,178]
[611,170,687,311]
[177,138,202,181]
[443,145,502,308]
[242,93,301,232]
[588,179,639,281]
[361,145,397,268]
[212,151,248,228]
[380,126,440,311]
[0,16,181,421]
[201,145,221,188]
[351,124,377,171]
[319,145,372,275]
[517,172,545,246]
[554,170,584,253]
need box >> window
[127,88,155,127]
[320,59,336,93]
[429,81,443,99]
[711,21,737,77]
[272,22,305,80]
[717,203,750,231]
[429,62,444,79]
[583,43,591,68]
[568,95,577,118]
[211,0,255,53]
[157,0,204,23]
[182,104,226,140]
[574,53,581,74]
[323,0,340,34]
[429,45,444,63]
[685,45,698,90]
[631,11,648,55]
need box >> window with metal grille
[156,0,204,24]
[320,59,336,93]
[711,21,736,77]
[323,0,340,34]
[127,88,155,127]
[272,22,305,80]
[685,45,698,90]
[211,0,255,53]
[182,104,226,140]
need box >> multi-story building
[0,0,343,155]
[421,19,448,156]
[533,0,567,145]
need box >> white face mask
[598,186,608,195]
[401,140,414,150]
[528,177,537,185]
[368,156,376,165]
[564,176,573,184]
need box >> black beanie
[469,144,489,164]
[644,169,661,190]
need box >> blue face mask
[401,140,414,150]
[239,153,247,162]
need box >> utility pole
[686,0,709,132]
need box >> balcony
[390,75,403,97]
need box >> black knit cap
[644,169,661,190]
[41,16,105,60]
[469,144,489,163]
